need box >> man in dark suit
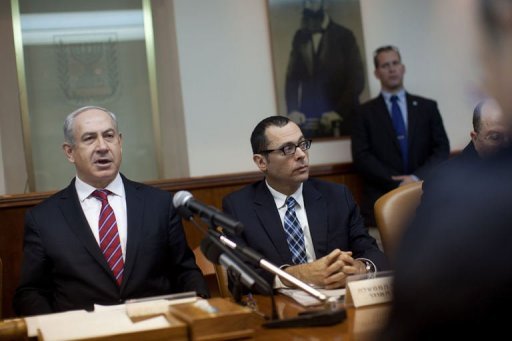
[222,116,387,290]
[285,0,365,137]
[379,2,512,338]
[351,45,450,226]
[13,106,209,316]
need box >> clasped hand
[283,249,366,289]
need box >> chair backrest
[374,181,423,263]
[193,247,232,298]
[214,264,231,298]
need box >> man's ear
[62,143,75,163]
[470,130,478,142]
[253,154,268,173]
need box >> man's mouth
[95,159,112,165]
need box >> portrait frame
[267,0,370,140]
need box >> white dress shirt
[75,173,127,260]
[266,181,316,288]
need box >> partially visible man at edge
[379,1,512,339]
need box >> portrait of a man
[268,0,368,138]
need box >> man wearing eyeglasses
[222,116,387,290]
[469,98,510,159]
[422,98,510,191]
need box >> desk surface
[251,295,389,341]
[0,295,389,340]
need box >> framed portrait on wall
[267,0,369,139]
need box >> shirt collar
[265,180,304,210]
[75,173,124,202]
[382,89,406,103]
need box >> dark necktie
[91,189,124,286]
[390,95,409,173]
[283,197,307,264]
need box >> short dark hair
[373,45,401,68]
[250,116,290,154]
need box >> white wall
[0,0,480,193]
[174,0,478,177]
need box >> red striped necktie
[91,189,124,286]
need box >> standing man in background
[351,45,449,226]
[285,0,365,138]
[13,106,209,316]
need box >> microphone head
[172,190,193,209]
[200,238,222,265]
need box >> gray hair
[63,106,118,145]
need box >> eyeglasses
[480,132,510,144]
[259,139,312,156]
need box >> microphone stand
[218,234,334,306]
[216,233,347,328]
[179,207,278,320]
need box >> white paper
[37,309,170,341]
[278,288,346,307]
[24,310,89,337]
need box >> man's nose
[294,146,307,159]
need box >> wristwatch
[357,258,376,273]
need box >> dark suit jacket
[13,175,209,316]
[222,178,388,288]
[285,20,365,136]
[351,93,450,225]
[380,147,512,340]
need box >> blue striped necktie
[91,189,124,286]
[283,197,307,264]
[390,95,409,172]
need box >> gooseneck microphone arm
[173,191,244,235]
[218,234,331,304]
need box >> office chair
[193,246,232,298]
[214,264,231,298]
[374,181,423,263]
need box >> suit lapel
[120,176,144,291]
[302,181,328,258]
[405,93,419,147]
[253,182,293,264]
[58,180,113,278]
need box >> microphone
[200,237,272,296]
[217,233,330,303]
[173,191,244,235]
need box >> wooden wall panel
[0,163,360,318]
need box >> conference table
[250,294,389,340]
[0,294,390,340]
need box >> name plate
[345,272,393,308]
